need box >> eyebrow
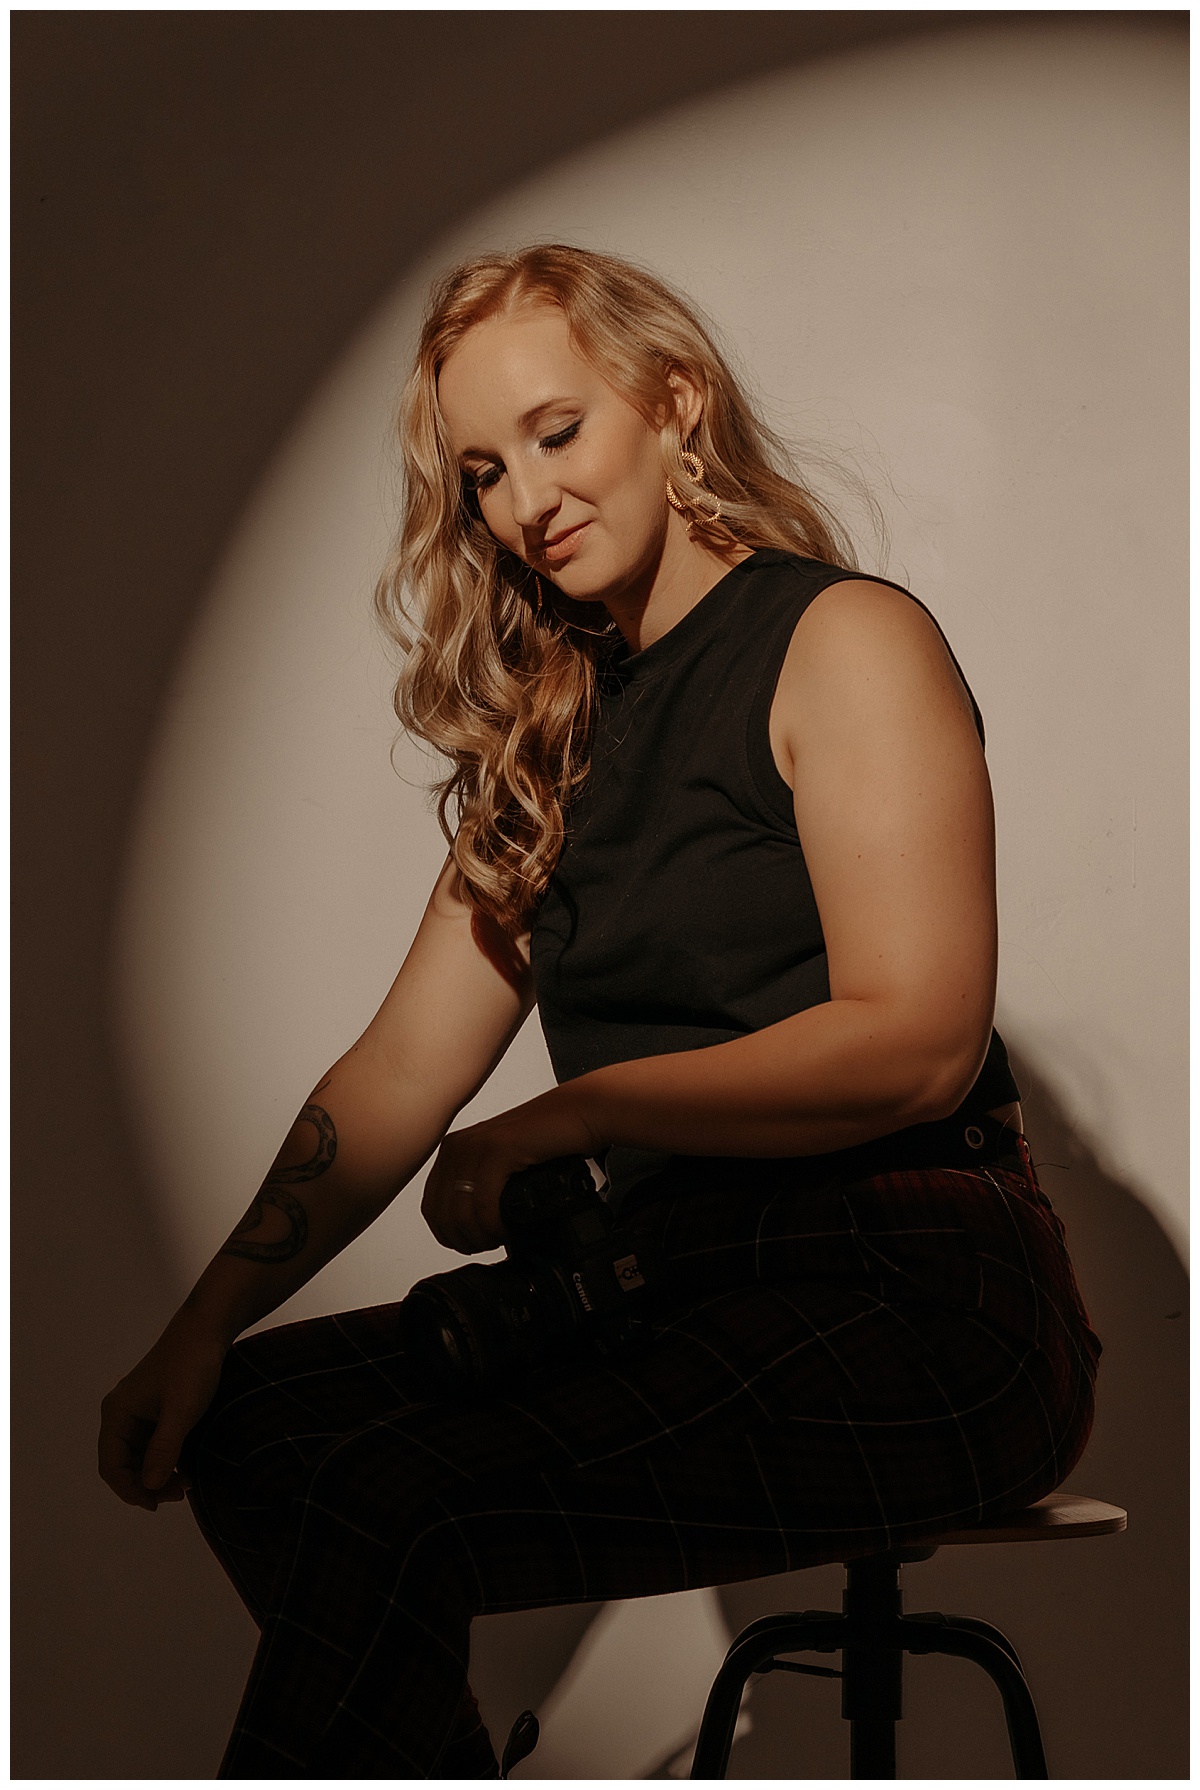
[456,398,578,463]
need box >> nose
[506,457,561,532]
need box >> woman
[98,245,1100,1778]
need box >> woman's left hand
[421,1087,602,1253]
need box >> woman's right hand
[98,1315,231,1512]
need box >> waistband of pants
[620,1109,1031,1217]
[807,1108,1029,1181]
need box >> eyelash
[541,420,582,453]
[470,419,581,495]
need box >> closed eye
[540,419,581,453]
[463,418,582,500]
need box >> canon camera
[395,1154,657,1393]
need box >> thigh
[208,1278,1076,1779]
[233,1272,1056,1570]
[181,1302,420,1492]
[274,1292,1052,1783]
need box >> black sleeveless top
[529,549,1020,1205]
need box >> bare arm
[182,855,535,1345]
[99,854,534,1506]
[568,580,998,1154]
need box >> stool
[690,1492,1127,1780]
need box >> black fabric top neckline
[606,547,789,686]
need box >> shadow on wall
[468,1058,1187,1780]
[26,1052,1183,1779]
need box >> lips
[540,522,590,565]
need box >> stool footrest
[691,1582,1049,1778]
[691,1499,1122,1778]
[904,1611,1025,1671]
[761,1657,842,1680]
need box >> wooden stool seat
[691,1492,1128,1779]
[922,1491,1127,1548]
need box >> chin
[551,572,619,611]
[543,554,609,603]
[553,541,655,607]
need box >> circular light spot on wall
[114,21,1186,1316]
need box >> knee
[178,1336,261,1476]
[180,1332,311,1523]
[390,1506,484,1655]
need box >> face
[437,302,692,605]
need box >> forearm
[174,1039,447,1347]
[567,996,986,1160]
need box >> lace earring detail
[665,450,723,527]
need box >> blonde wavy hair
[376,243,864,935]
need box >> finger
[447,1187,502,1254]
[101,1460,164,1510]
[440,1217,487,1255]
[420,1197,458,1251]
[450,1177,484,1251]
[423,1151,508,1252]
[461,1180,508,1252]
[141,1418,188,1493]
[422,1172,479,1251]
[153,1472,190,1504]
[98,1412,154,1493]
[98,1404,152,1468]
[420,1169,458,1248]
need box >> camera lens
[397,1260,587,1392]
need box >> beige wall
[113,22,1187,1778]
[15,14,1186,1780]
[118,21,1189,1286]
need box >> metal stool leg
[900,1615,1048,1778]
[843,1556,904,1778]
[848,1716,897,1778]
[690,1615,845,1779]
[692,1570,1049,1779]
[907,1610,1026,1671]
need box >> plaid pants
[183,1151,1099,1778]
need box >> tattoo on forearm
[223,1187,310,1263]
[220,1103,337,1264]
[268,1103,337,1183]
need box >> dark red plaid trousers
[182,1150,1100,1778]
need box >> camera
[395,1155,658,1394]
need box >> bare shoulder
[769,578,977,784]
[793,577,959,677]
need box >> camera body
[396,1155,657,1394]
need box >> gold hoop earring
[665,450,723,527]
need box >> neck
[603,524,754,655]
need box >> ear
[664,368,704,443]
